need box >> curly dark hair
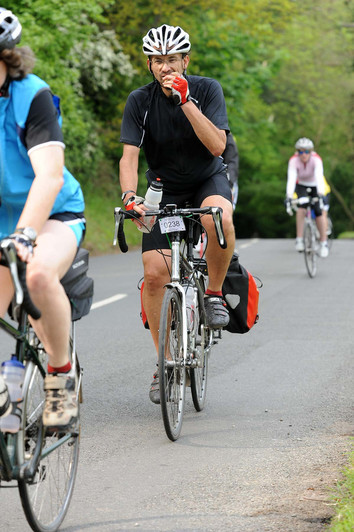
[0,46,35,79]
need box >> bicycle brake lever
[113,208,129,252]
[211,208,227,249]
[0,239,24,305]
[113,208,122,246]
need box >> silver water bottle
[0,357,25,433]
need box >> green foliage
[330,453,354,531]
[9,0,353,242]
[12,0,134,187]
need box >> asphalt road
[1,239,354,531]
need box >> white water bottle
[138,180,163,233]
[0,357,25,433]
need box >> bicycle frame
[0,237,85,530]
[166,218,214,368]
[0,313,79,482]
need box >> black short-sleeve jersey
[120,76,229,194]
[25,88,64,152]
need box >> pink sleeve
[286,157,297,197]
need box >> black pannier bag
[60,248,94,321]
[222,253,260,334]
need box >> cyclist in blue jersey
[0,8,85,430]
[119,24,235,403]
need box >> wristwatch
[121,190,136,202]
[15,227,37,243]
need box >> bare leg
[0,266,14,318]
[26,220,77,368]
[316,213,327,242]
[296,208,306,238]
[200,195,235,292]
[142,249,171,354]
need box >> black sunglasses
[298,150,310,154]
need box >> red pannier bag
[222,253,260,334]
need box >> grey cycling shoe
[149,371,160,404]
[204,295,229,329]
[43,373,78,432]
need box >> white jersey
[286,151,325,197]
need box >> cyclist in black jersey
[119,24,235,403]
[0,8,85,429]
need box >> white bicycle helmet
[0,8,22,51]
[295,137,314,151]
[142,24,191,56]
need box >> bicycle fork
[164,281,188,369]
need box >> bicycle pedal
[213,329,222,340]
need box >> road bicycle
[0,238,92,532]
[114,203,226,441]
[287,190,326,278]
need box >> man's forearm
[119,158,139,197]
[181,101,226,156]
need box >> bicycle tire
[18,335,81,532]
[158,287,186,441]
[190,277,210,412]
[190,324,210,412]
[303,221,317,278]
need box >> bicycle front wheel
[303,221,317,278]
[18,338,81,532]
[158,287,186,441]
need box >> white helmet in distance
[142,24,191,56]
[0,8,22,51]
[295,137,314,151]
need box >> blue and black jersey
[0,74,84,237]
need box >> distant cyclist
[119,24,235,403]
[285,137,329,258]
[222,132,239,210]
[0,8,85,430]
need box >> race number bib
[159,216,185,234]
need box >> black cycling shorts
[295,184,322,217]
[142,172,232,253]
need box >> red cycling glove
[171,76,190,106]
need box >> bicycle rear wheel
[190,278,210,412]
[18,335,81,532]
[303,221,317,278]
[190,322,211,412]
[158,287,186,441]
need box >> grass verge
[330,451,354,531]
[83,186,142,255]
[337,232,354,239]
